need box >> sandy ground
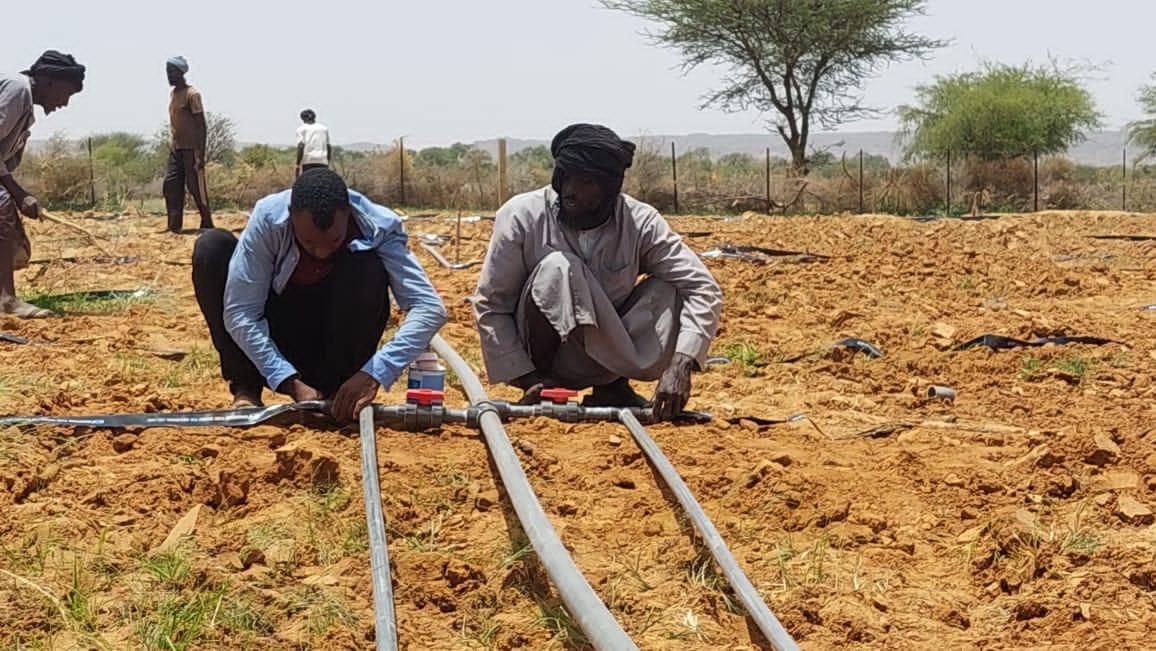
[2,207,1155,650]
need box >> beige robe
[473,186,723,386]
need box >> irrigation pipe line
[358,406,399,651]
[618,409,800,651]
[419,242,479,270]
[0,401,332,429]
[430,335,638,651]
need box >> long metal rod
[359,406,398,651]
[430,336,637,651]
[618,409,799,651]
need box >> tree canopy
[899,62,1102,160]
[602,0,944,174]
[1128,75,1156,159]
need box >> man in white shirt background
[295,109,331,177]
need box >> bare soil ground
[2,208,1155,650]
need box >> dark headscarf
[22,50,86,89]
[550,123,636,198]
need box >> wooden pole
[1033,151,1039,212]
[1123,148,1128,211]
[87,138,96,208]
[41,211,114,257]
[858,149,865,214]
[671,141,679,214]
[456,210,462,266]
[497,138,509,208]
[398,137,406,205]
[765,147,772,212]
[946,150,952,216]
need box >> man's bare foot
[582,377,650,408]
[230,392,264,408]
[0,296,54,319]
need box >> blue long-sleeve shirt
[223,189,447,391]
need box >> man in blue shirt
[191,168,447,421]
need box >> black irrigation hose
[618,410,799,651]
[955,334,1121,351]
[430,336,638,650]
[777,337,885,364]
[0,401,331,429]
[358,407,398,651]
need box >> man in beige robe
[473,124,722,420]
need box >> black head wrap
[550,123,636,198]
[22,50,86,89]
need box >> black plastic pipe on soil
[430,335,638,651]
[618,409,800,651]
[359,406,399,651]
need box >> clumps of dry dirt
[4,209,1156,648]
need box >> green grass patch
[1053,356,1091,381]
[1019,356,1043,381]
[723,342,766,377]
[20,289,155,315]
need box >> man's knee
[535,250,584,273]
[192,229,237,269]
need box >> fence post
[1123,148,1128,211]
[946,149,952,216]
[497,138,508,208]
[858,149,864,214]
[765,147,772,213]
[671,141,679,214]
[87,137,96,208]
[398,137,406,206]
[1033,151,1039,212]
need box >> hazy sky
[6,0,1151,146]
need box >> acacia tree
[899,62,1101,160]
[1128,75,1156,159]
[602,0,945,174]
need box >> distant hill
[27,129,1144,166]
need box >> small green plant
[535,603,586,645]
[958,275,976,289]
[404,514,444,552]
[141,551,192,588]
[1019,356,1043,380]
[1053,356,1091,381]
[64,558,99,632]
[499,543,533,570]
[1061,502,1102,557]
[134,586,223,651]
[723,342,766,377]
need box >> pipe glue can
[407,352,446,392]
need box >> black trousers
[301,163,327,172]
[164,149,213,232]
[191,229,391,397]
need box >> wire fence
[19,134,1156,216]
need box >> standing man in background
[163,56,213,233]
[0,51,86,318]
[295,109,331,177]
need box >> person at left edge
[191,168,448,421]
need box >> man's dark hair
[300,109,316,122]
[290,168,349,230]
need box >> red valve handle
[540,388,579,404]
[406,389,445,406]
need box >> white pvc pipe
[359,406,398,651]
[618,409,799,651]
[431,336,637,651]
